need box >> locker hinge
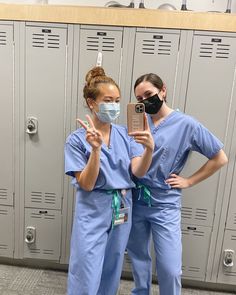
[178,36,181,51]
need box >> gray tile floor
[0,264,235,295]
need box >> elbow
[80,183,94,192]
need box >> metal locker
[0,206,14,257]
[225,158,236,231]
[182,224,212,280]
[24,24,68,210]
[24,208,61,260]
[0,23,14,206]
[131,28,181,106]
[77,25,123,120]
[217,230,236,284]
[181,32,236,227]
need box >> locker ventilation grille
[224,271,236,277]
[142,39,172,55]
[30,212,56,219]
[181,207,192,219]
[0,189,7,200]
[29,249,40,254]
[182,229,205,237]
[32,33,60,49]
[0,209,8,216]
[31,191,56,205]
[181,207,207,221]
[86,36,115,52]
[182,265,201,273]
[231,234,236,241]
[199,42,230,59]
[0,244,8,250]
[233,213,236,225]
[43,249,54,255]
[0,31,7,46]
[195,208,207,221]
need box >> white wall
[1,0,236,13]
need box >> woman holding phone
[64,66,154,295]
[127,73,228,295]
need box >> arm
[165,149,228,189]
[130,115,154,178]
[75,115,103,191]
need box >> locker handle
[39,210,48,214]
[187,226,196,231]
[26,117,38,135]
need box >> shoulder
[66,128,86,146]
[173,110,201,128]
[112,124,128,135]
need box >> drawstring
[107,189,121,227]
[136,183,152,207]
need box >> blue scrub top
[65,124,143,190]
[133,111,223,207]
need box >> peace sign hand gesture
[77,115,103,150]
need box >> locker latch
[223,249,234,267]
[26,117,38,135]
[25,226,36,244]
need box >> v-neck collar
[148,110,176,132]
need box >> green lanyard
[107,189,121,227]
[136,183,152,207]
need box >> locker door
[182,225,212,280]
[131,29,180,106]
[24,25,67,210]
[77,26,123,119]
[0,206,14,257]
[182,34,236,227]
[0,24,14,206]
[24,208,61,260]
[217,230,236,284]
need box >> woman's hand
[77,115,103,150]
[129,115,154,151]
[165,174,191,189]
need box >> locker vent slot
[0,31,7,46]
[181,229,190,236]
[233,213,236,225]
[195,208,207,221]
[142,40,155,55]
[157,40,171,55]
[30,212,56,219]
[86,37,99,51]
[216,44,230,59]
[44,214,56,220]
[0,244,8,250]
[45,193,56,205]
[86,36,115,52]
[199,43,213,58]
[193,230,204,237]
[31,191,43,203]
[224,271,236,277]
[43,249,54,255]
[199,42,230,59]
[47,34,60,49]
[30,192,56,205]
[0,189,7,200]
[32,33,60,49]
[141,39,172,55]
[188,266,201,273]
[32,34,45,48]
[30,212,43,219]
[102,37,115,52]
[29,249,40,254]
[0,209,8,215]
[181,207,192,219]
[231,234,236,241]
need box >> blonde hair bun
[85,66,106,86]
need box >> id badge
[113,207,129,226]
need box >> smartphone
[127,103,145,133]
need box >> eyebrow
[103,96,120,99]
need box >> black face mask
[141,94,163,114]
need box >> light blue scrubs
[65,124,143,295]
[127,111,223,295]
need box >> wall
[0,0,236,13]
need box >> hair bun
[85,66,106,85]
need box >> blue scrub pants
[67,189,132,295]
[127,203,182,295]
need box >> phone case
[127,103,145,133]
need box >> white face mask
[95,102,120,123]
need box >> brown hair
[134,73,166,101]
[83,66,120,104]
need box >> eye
[136,97,143,102]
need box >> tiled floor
[0,264,235,294]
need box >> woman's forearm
[76,147,101,191]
